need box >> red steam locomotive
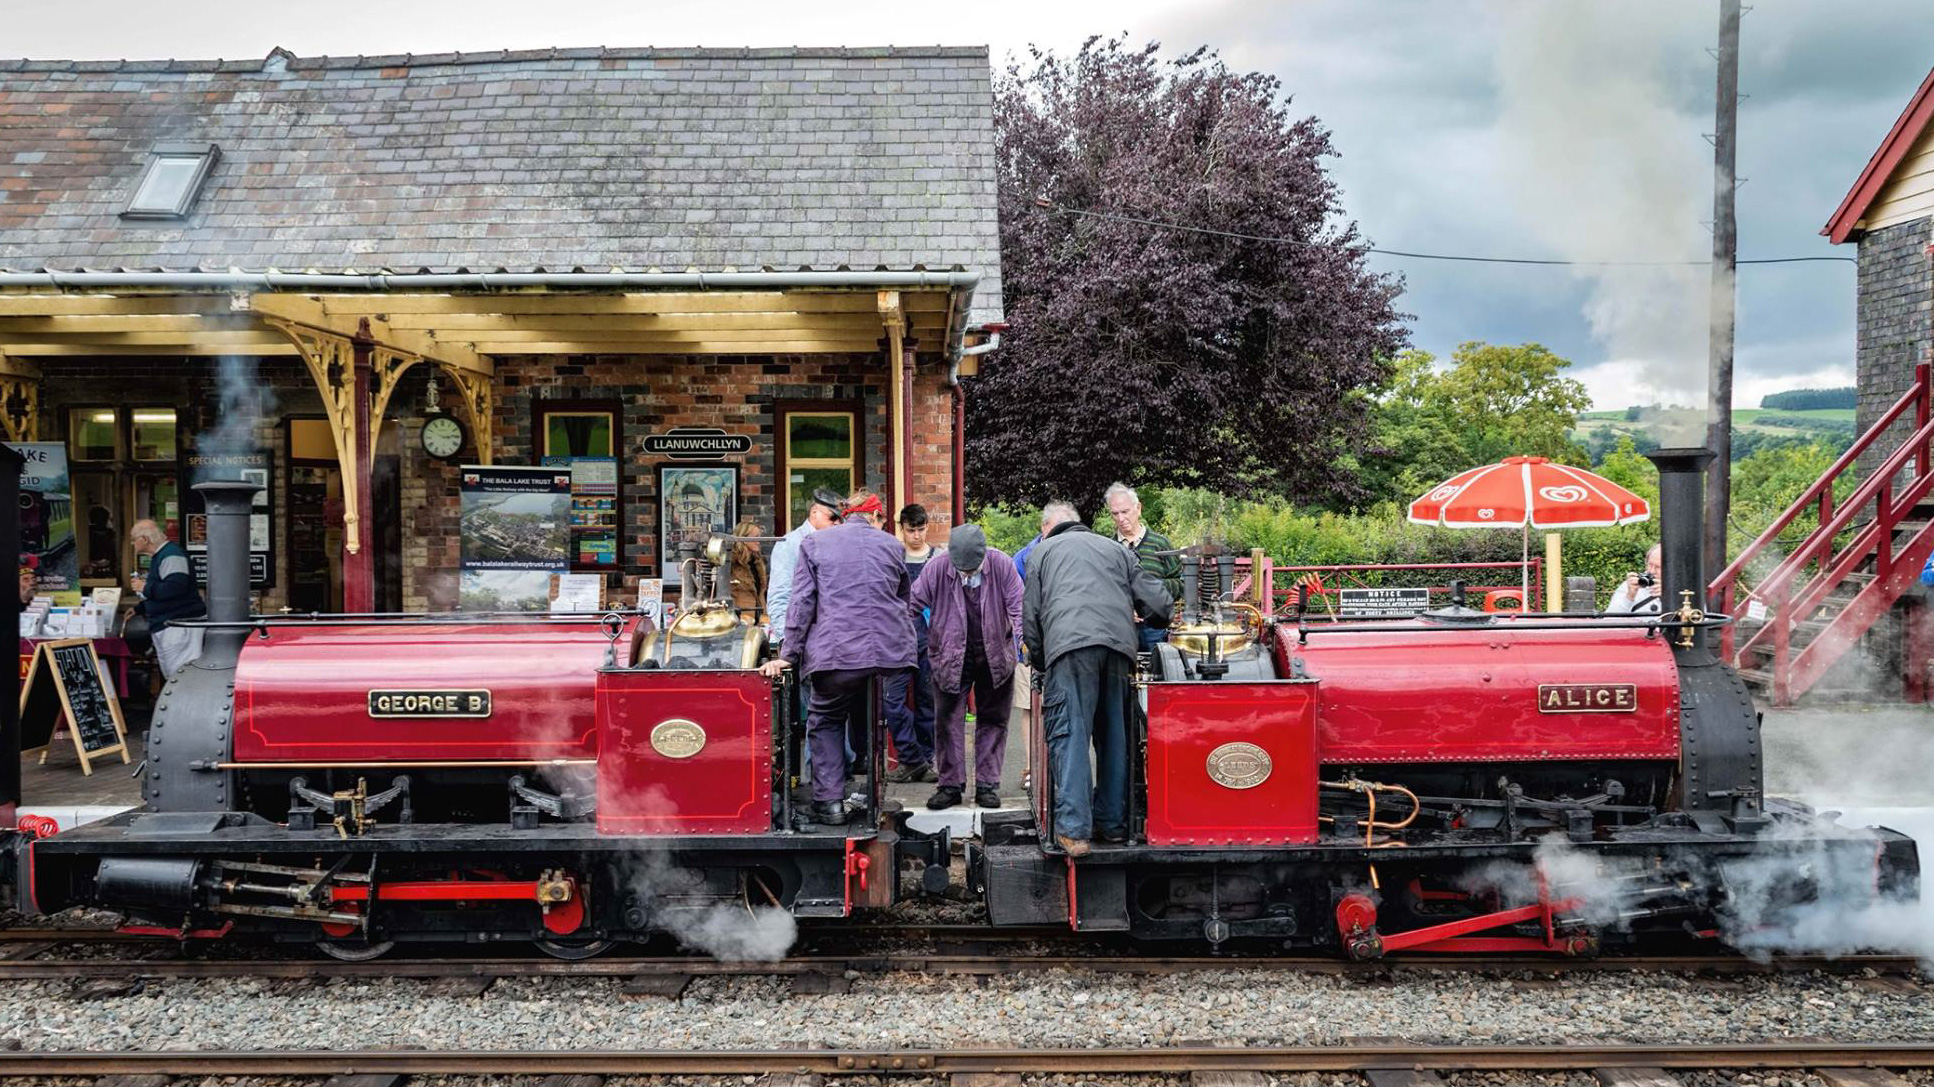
[3,451,1919,959]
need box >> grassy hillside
[1574,406,1855,463]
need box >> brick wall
[1855,218,1934,477]
[401,352,959,612]
[29,351,960,615]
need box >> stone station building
[0,46,1002,613]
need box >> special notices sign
[458,466,571,611]
[181,449,274,587]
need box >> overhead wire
[1031,198,1856,267]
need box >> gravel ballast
[0,968,1928,1052]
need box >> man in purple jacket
[759,491,916,826]
[910,524,1023,811]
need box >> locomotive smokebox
[1645,448,1715,657]
[193,480,259,626]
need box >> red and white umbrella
[1407,455,1651,603]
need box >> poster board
[8,442,78,602]
[657,464,738,590]
[19,639,128,775]
[458,466,572,611]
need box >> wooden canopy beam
[880,290,907,511]
[463,338,886,355]
[0,295,236,316]
[383,314,909,335]
[262,318,368,557]
[0,343,301,356]
[248,294,490,376]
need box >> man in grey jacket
[1022,501,1172,856]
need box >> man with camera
[1608,543,1663,614]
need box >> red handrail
[1710,360,1930,601]
[1713,359,1933,702]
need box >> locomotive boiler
[974,450,1920,954]
[12,484,948,958]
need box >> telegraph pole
[1704,0,1741,590]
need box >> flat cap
[948,524,987,572]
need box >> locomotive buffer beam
[891,817,953,896]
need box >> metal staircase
[1711,361,1934,706]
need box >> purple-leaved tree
[968,39,1409,518]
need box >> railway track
[0,1042,1931,1077]
[0,947,1921,983]
[0,923,1923,982]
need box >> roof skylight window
[122,143,219,219]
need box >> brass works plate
[1537,683,1638,713]
[1206,741,1272,790]
[649,718,707,759]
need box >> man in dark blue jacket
[130,520,206,678]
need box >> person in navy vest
[130,519,206,679]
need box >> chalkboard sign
[20,639,128,775]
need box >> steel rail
[0,951,1919,981]
[1,1043,1932,1075]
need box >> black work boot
[811,800,849,826]
[975,785,1001,809]
[926,785,963,810]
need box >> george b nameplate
[1537,683,1637,713]
[368,689,493,718]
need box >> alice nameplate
[1537,683,1637,713]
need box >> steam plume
[1493,3,1713,425]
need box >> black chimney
[1180,554,1201,626]
[1645,448,1715,655]
[193,480,258,626]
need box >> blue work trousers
[881,635,936,768]
[1041,645,1132,841]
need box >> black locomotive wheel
[315,938,396,962]
[533,937,615,960]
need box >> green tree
[1357,342,1591,506]
[1442,341,1592,464]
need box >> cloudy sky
[10,0,1931,409]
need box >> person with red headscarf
[758,489,915,826]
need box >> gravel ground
[0,968,1928,1052]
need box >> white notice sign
[550,573,604,613]
[1338,586,1432,617]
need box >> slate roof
[0,46,1002,322]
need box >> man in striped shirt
[1103,483,1181,651]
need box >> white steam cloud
[195,355,274,482]
[1462,822,1929,968]
[1493,3,1716,425]
[618,784,798,962]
